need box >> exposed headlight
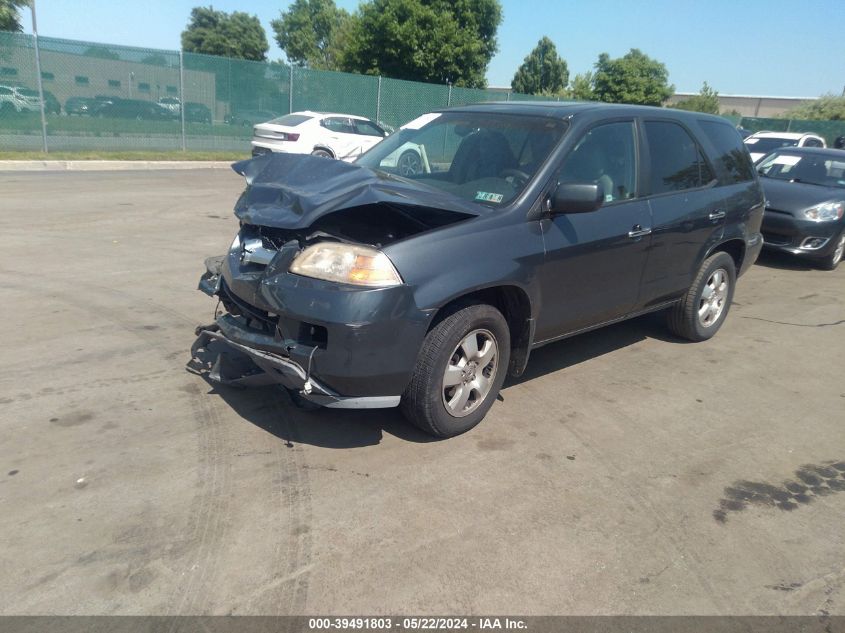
[289,242,402,287]
[803,201,844,222]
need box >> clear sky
[20,0,845,97]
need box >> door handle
[709,210,726,221]
[628,225,652,239]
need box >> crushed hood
[231,153,482,229]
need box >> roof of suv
[442,100,734,125]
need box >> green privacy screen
[2,31,844,153]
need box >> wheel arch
[312,145,336,158]
[706,238,746,273]
[426,284,535,378]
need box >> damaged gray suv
[192,102,764,437]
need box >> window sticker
[744,138,758,144]
[772,155,801,166]
[401,113,442,130]
[475,191,504,203]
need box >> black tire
[816,231,844,271]
[401,303,510,438]
[311,148,333,159]
[397,149,422,176]
[667,251,736,342]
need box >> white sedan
[251,111,388,161]
[744,131,826,163]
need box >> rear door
[638,119,726,308]
[534,119,653,341]
[321,116,364,160]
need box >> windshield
[745,136,799,154]
[355,111,567,206]
[756,151,845,188]
[18,89,38,97]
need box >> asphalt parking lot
[1,169,843,616]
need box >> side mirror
[550,181,605,215]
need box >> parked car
[95,99,175,121]
[756,147,845,269]
[184,102,212,124]
[745,131,826,162]
[158,96,181,115]
[41,90,61,115]
[192,103,764,437]
[225,110,278,127]
[0,84,41,113]
[250,111,387,160]
[65,96,98,116]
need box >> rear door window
[698,120,755,185]
[644,120,714,195]
[322,117,356,134]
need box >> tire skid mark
[3,275,311,614]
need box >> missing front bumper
[189,319,400,409]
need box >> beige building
[666,93,816,117]
[0,45,216,112]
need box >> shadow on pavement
[754,249,819,271]
[188,311,687,448]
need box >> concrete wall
[666,93,816,117]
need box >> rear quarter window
[698,120,755,185]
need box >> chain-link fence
[2,31,844,154]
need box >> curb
[0,160,236,172]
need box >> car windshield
[355,111,567,207]
[745,136,799,154]
[18,89,38,96]
[756,151,845,188]
[269,113,312,126]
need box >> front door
[535,120,652,342]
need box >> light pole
[30,0,48,153]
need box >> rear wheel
[816,232,844,270]
[311,148,333,159]
[401,303,510,438]
[667,252,736,342]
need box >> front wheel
[667,252,736,342]
[401,303,510,438]
[816,232,844,271]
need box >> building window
[1,67,18,77]
[41,71,54,81]
[138,82,150,92]
[75,75,89,86]
[166,85,177,95]
[108,79,121,88]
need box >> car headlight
[289,242,402,287]
[803,201,844,222]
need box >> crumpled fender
[230,153,481,230]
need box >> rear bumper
[762,212,843,257]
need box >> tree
[342,0,502,88]
[592,48,673,106]
[83,45,120,60]
[510,37,568,95]
[567,71,594,101]
[271,0,352,70]
[671,81,720,114]
[783,94,845,121]
[181,6,268,62]
[0,0,28,32]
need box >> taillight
[285,133,300,142]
